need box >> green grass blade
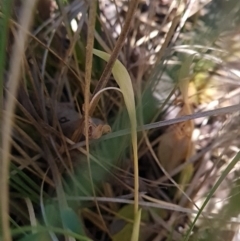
[130,209,142,241]
[184,151,240,241]
[93,49,140,237]
[0,0,13,100]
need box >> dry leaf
[83,117,111,140]
[157,102,194,173]
[158,68,196,201]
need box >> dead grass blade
[97,103,240,142]
[1,1,38,240]
[89,0,139,115]
[83,0,109,235]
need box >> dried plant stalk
[158,74,195,200]
[157,102,194,173]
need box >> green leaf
[18,232,51,241]
[0,0,14,101]
[44,204,61,227]
[61,207,85,236]
[111,205,146,241]
[130,209,142,241]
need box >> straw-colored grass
[1,1,240,241]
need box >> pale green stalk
[92,50,140,237]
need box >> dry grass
[1,0,240,240]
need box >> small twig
[89,0,139,116]
[153,15,180,68]
[63,195,222,218]
[83,0,110,236]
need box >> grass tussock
[1,0,240,241]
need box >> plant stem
[89,0,139,116]
[1,1,37,240]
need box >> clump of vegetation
[1,1,240,241]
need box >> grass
[1,0,240,241]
